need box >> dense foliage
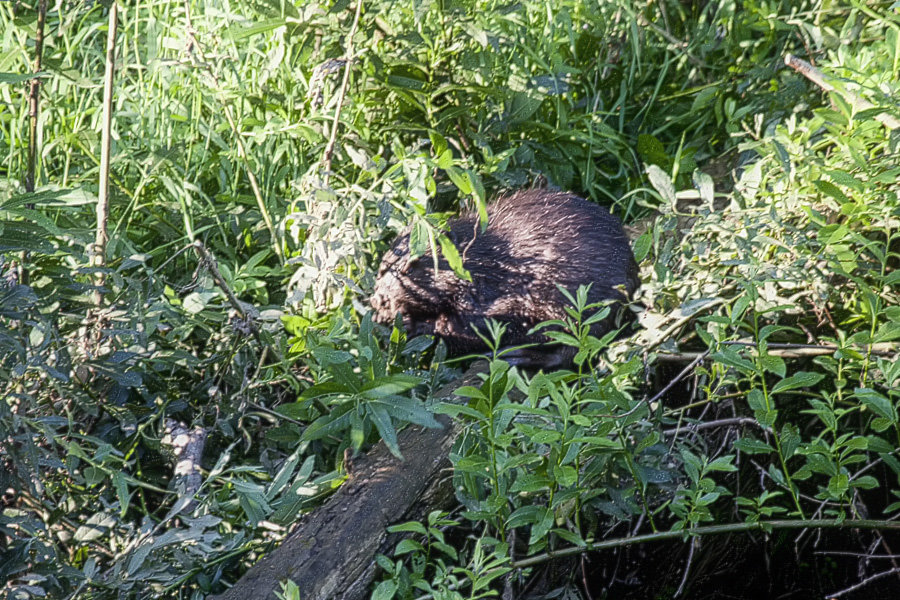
[1,0,899,598]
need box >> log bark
[212,362,487,600]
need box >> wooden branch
[191,241,250,321]
[212,362,488,600]
[784,54,900,130]
[161,420,208,513]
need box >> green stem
[486,372,504,538]
[753,311,805,518]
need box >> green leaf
[825,170,863,191]
[693,170,714,206]
[371,580,398,600]
[370,397,441,429]
[633,231,652,263]
[429,131,448,156]
[635,431,660,453]
[301,403,356,442]
[368,404,401,458]
[827,473,849,497]
[225,18,286,40]
[804,453,837,477]
[393,539,425,555]
[312,347,354,366]
[266,451,301,501]
[712,348,756,376]
[301,380,351,399]
[552,465,578,487]
[438,234,471,281]
[553,528,586,547]
[855,388,897,423]
[707,455,738,472]
[0,71,47,83]
[770,372,824,395]
[431,402,486,420]
[446,166,473,195]
[747,389,767,412]
[434,148,453,169]
[360,375,422,398]
[506,505,544,529]
[467,170,485,204]
[530,507,554,544]
[814,179,850,204]
[759,354,786,377]
[387,521,428,535]
[646,164,676,203]
[733,437,774,455]
[780,423,800,459]
[509,473,552,493]
[637,134,669,168]
[850,475,879,490]
[83,466,105,487]
[113,472,132,517]
[454,386,487,400]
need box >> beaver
[370,189,640,368]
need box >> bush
[1,0,898,598]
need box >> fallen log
[212,362,487,600]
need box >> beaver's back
[371,189,639,368]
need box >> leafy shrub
[2,0,898,599]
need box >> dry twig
[92,1,118,306]
[785,54,900,130]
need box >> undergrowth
[1,1,898,599]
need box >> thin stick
[509,519,900,570]
[93,1,118,306]
[784,54,900,130]
[26,0,46,195]
[191,240,249,320]
[322,0,364,185]
[646,350,709,405]
[657,341,897,362]
[662,417,760,437]
[827,567,900,598]
[19,0,47,287]
[673,537,696,598]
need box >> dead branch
[211,362,488,600]
[784,53,900,130]
[161,419,208,513]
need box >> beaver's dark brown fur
[370,189,640,368]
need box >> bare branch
[785,54,900,130]
[322,0,364,184]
